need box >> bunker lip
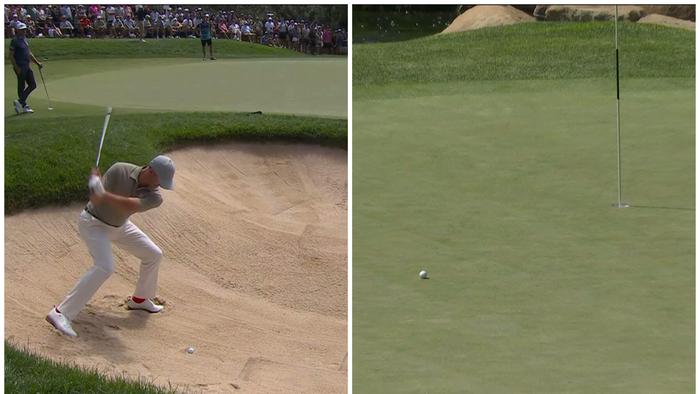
[5,142,347,393]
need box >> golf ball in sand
[419,270,428,279]
[186,347,195,354]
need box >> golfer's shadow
[74,307,154,364]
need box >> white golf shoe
[127,298,163,313]
[12,100,21,115]
[23,105,34,114]
[46,307,78,337]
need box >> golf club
[95,107,113,168]
[38,67,53,111]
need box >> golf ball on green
[419,270,428,279]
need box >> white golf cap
[150,155,175,190]
[16,22,27,30]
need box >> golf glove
[88,175,105,197]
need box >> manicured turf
[16,58,347,116]
[353,21,694,393]
[5,341,177,393]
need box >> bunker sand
[5,143,347,393]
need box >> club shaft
[39,68,52,109]
[96,107,112,167]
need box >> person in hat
[9,22,43,115]
[46,156,176,338]
[197,13,215,60]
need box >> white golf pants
[58,210,163,320]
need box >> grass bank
[354,22,695,86]
[5,341,178,393]
[6,111,346,213]
[5,37,303,62]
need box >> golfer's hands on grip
[88,168,105,205]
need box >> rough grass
[5,111,346,213]
[353,21,695,86]
[5,341,180,393]
[4,37,303,62]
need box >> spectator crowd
[5,5,348,55]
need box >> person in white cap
[9,21,43,115]
[46,155,175,337]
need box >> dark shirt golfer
[198,14,215,60]
[9,22,43,115]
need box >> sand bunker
[638,14,695,31]
[441,5,534,34]
[5,143,347,393]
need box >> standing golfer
[198,13,215,60]
[9,22,43,115]
[46,156,175,337]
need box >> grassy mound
[6,111,346,213]
[5,341,177,393]
[5,37,303,62]
[354,22,694,86]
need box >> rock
[543,5,645,22]
[441,5,534,34]
[638,14,695,31]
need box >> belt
[84,207,119,228]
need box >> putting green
[353,78,694,393]
[7,58,346,117]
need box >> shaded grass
[353,8,456,43]
[5,37,304,62]
[353,21,695,86]
[5,341,179,393]
[5,111,346,213]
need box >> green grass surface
[5,38,347,214]
[353,20,694,394]
[6,57,348,116]
[5,37,303,62]
[354,22,695,87]
[5,341,177,393]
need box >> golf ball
[186,346,195,354]
[419,270,428,279]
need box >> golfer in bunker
[46,156,175,337]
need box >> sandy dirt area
[441,5,534,34]
[5,143,347,393]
